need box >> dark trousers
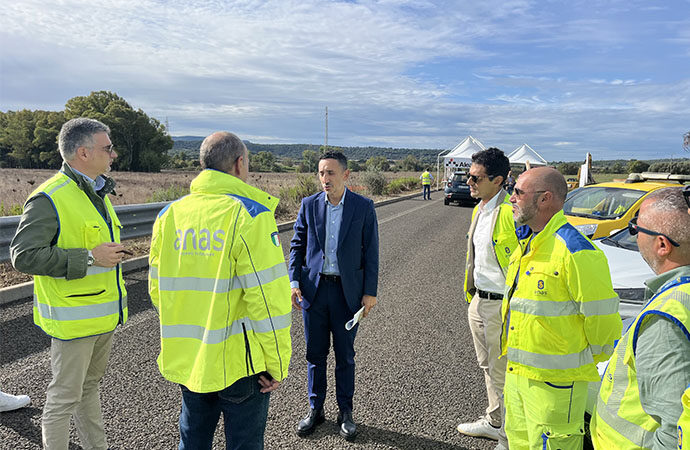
[302,277,358,413]
[423,184,431,199]
[178,375,270,450]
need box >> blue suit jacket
[288,189,379,314]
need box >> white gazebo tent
[438,136,486,184]
[508,144,548,167]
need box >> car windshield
[452,173,467,184]
[599,227,639,251]
[564,187,645,220]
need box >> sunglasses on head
[627,217,680,247]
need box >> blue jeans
[423,184,431,199]
[179,375,270,450]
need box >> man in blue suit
[289,151,379,441]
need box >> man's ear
[656,235,673,257]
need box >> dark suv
[444,171,477,206]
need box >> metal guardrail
[0,202,170,263]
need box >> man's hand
[291,287,303,310]
[91,242,125,267]
[258,374,281,393]
[361,295,377,318]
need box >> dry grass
[0,168,423,288]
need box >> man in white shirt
[458,148,520,450]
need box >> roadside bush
[147,184,189,203]
[386,177,418,194]
[275,174,319,217]
[361,171,387,196]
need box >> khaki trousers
[468,292,508,445]
[42,332,114,450]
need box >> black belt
[320,274,341,283]
[477,289,503,300]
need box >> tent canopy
[443,136,486,171]
[508,144,548,166]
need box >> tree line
[0,91,173,172]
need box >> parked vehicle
[444,171,477,206]
[564,172,690,239]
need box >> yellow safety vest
[463,193,519,303]
[30,171,127,340]
[500,211,621,382]
[149,169,292,393]
[421,171,432,185]
[591,277,690,450]
[680,386,690,450]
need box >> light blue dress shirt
[322,191,345,275]
[69,165,106,192]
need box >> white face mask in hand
[345,307,365,331]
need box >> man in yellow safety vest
[148,132,292,450]
[591,187,690,450]
[501,167,621,450]
[11,117,128,449]
[420,168,434,200]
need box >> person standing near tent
[420,168,434,200]
[457,148,518,450]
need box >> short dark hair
[319,151,348,171]
[471,147,510,183]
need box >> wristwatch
[87,250,95,267]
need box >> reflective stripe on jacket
[31,172,127,340]
[680,385,690,450]
[421,171,432,185]
[591,277,690,449]
[463,192,519,303]
[149,169,292,393]
[500,210,621,382]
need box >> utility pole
[324,106,328,151]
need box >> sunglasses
[468,174,496,183]
[628,217,680,247]
[513,187,547,198]
[684,185,690,209]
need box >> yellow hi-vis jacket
[680,385,690,450]
[149,169,292,393]
[31,171,127,340]
[463,192,519,303]
[591,277,690,449]
[500,211,622,382]
[421,171,432,185]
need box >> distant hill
[171,137,443,163]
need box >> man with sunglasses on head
[500,167,621,450]
[11,117,128,450]
[591,187,690,450]
[457,148,518,450]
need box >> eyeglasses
[468,174,495,184]
[513,187,547,198]
[684,185,690,209]
[96,144,115,155]
[628,217,680,247]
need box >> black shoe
[337,410,357,440]
[296,408,325,437]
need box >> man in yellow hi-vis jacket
[501,167,621,450]
[591,188,690,450]
[149,132,292,450]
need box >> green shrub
[386,177,418,194]
[147,184,189,203]
[0,202,23,216]
[275,174,320,217]
[361,171,387,196]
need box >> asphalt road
[0,195,500,450]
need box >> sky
[1,0,689,162]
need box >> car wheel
[444,199,449,205]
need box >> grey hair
[199,132,246,172]
[641,187,690,244]
[58,118,110,161]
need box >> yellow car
[564,173,690,239]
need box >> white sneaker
[0,391,31,412]
[456,417,500,440]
